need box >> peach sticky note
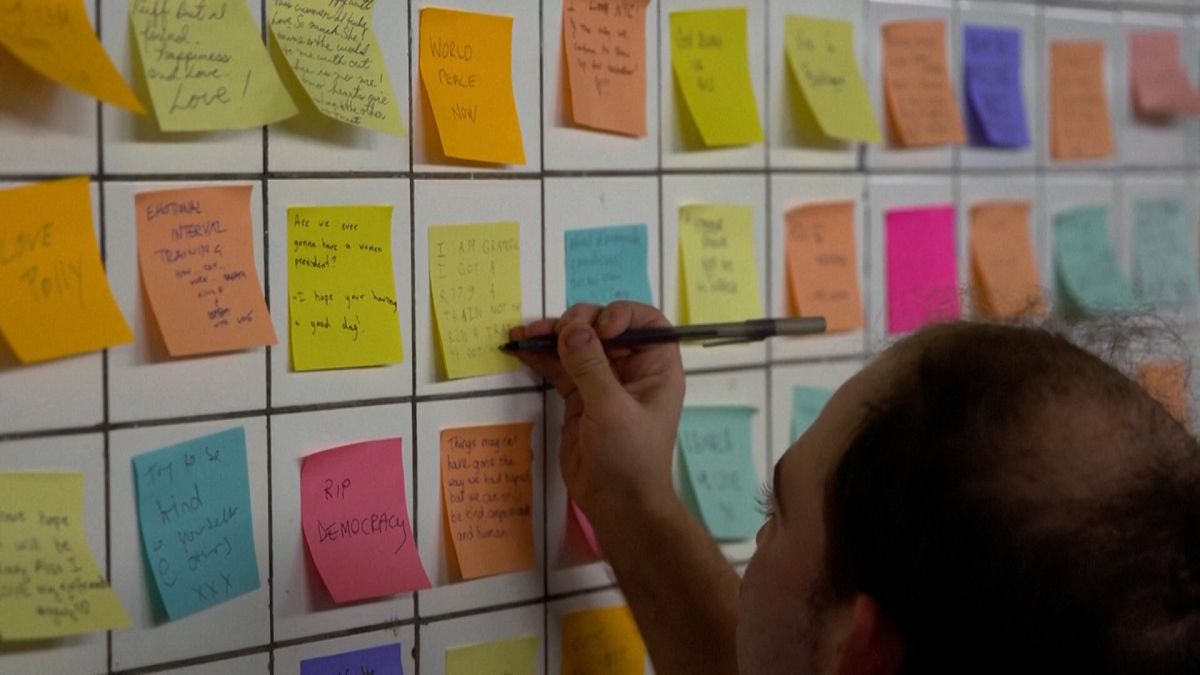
[428,221,523,380]
[881,20,965,148]
[969,201,1046,321]
[886,205,960,335]
[301,439,430,603]
[678,203,763,324]
[1136,361,1191,427]
[561,605,646,675]
[669,8,764,148]
[784,201,864,333]
[562,0,649,137]
[440,422,535,580]
[420,8,525,164]
[0,177,132,363]
[1050,41,1115,161]
[0,0,143,112]
[1128,31,1200,118]
[135,185,277,357]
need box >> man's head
[739,322,1200,675]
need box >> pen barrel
[600,325,717,348]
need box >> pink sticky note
[569,500,603,560]
[300,439,430,603]
[886,206,960,334]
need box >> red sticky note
[886,205,960,334]
[569,500,603,560]
[300,439,430,603]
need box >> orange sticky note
[1050,41,1115,161]
[881,20,965,148]
[784,201,863,333]
[440,422,536,580]
[1129,32,1200,118]
[135,185,277,357]
[561,605,645,675]
[420,8,525,165]
[0,177,132,363]
[969,201,1046,321]
[1136,361,1190,426]
[562,0,649,137]
[0,0,143,112]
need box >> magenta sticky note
[886,206,961,334]
[569,499,603,560]
[300,439,430,603]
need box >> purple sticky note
[963,25,1030,149]
[886,206,960,334]
[300,643,405,675]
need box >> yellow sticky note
[561,605,645,675]
[288,205,403,371]
[784,16,880,144]
[679,203,763,324]
[446,635,539,675]
[420,8,525,165]
[0,472,131,640]
[129,0,297,132]
[428,221,522,379]
[0,177,132,364]
[669,8,763,148]
[0,0,143,112]
[269,0,405,136]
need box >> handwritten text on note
[669,8,763,147]
[783,15,880,144]
[882,20,965,147]
[1050,41,1114,161]
[1053,206,1139,316]
[785,201,864,333]
[562,0,649,137]
[300,643,405,675]
[678,203,762,324]
[969,200,1044,320]
[564,223,653,307]
[962,25,1030,149]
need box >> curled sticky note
[881,20,965,148]
[678,203,763,324]
[969,200,1045,320]
[1132,198,1200,307]
[1053,206,1139,316]
[1050,41,1114,161]
[1129,31,1200,119]
[562,0,650,137]
[783,15,879,144]
[962,25,1030,149]
[677,406,760,541]
[669,8,763,148]
[785,201,864,333]
[885,205,960,334]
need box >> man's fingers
[595,301,672,340]
[556,303,604,334]
[558,320,626,413]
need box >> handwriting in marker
[785,201,864,333]
[783,15,880,144]
[678,203,763,324]
[881,20,966,148]
[562,0,650,137]
[300,642,405,675]
[564,223,653,307]
[669,8,763,147]
[969,200,1045,320]
[1050,41,1114,161]
[677,406,760,540]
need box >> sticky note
[446,635,539,675]
[569,500,603,560]
[561,605,645,675]
[678,204,762,325]
[1050,41,1115,161]
[881,20,965,148]
[969,201,1045,320]
[1053,206,1140,316]
[135,186,277,357]
[0,177,132,363]
[791,386,833,443]
[132,427,260,621]
[428,221,523,380]
[785,201,864,333]
[300,643,404,675]
[419,8,525,164]
[0,472,130,640]
[565,224,653,307]
[962,25,1030,149]
[669,8,763,147]
[129,0,297,132]
[270,0,405,136]
[300,439,430,604]
[288,205,403,371]
[562,0,649,137]
[1129,32,1200,118]
[0,0,143,111]
[440,423,535,580]
[1132,198,1200,307]
[677,406,760,541]
[1136,361,1191,426]
[783,16,880,144]
[886,205,960,335]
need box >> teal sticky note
[133,427,260,621]
[677,406,760,540]
[1053,206,1141,316]
[1133,198,1200,307]
[565,224,654,307]
[791,386,834,443]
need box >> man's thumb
[558,322,622,408]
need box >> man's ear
[837,594,904,675]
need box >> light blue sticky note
[564,224,654,307]
[677,406,760,541]
[132,427,260,621]
[301,643,404,675]
[791,386,834,443]
[1133,198,1200,307]
[1053,206,1141,316]
[963,25,1030,149]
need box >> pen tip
[499,342,516,352]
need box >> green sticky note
[1133,198,1200,307]
[677,406,760,541]
[784,16,881,144]
[1053,206,1141,316]
[791,386,834,443]
[446,635,538,675]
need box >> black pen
[500,317,828,352]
